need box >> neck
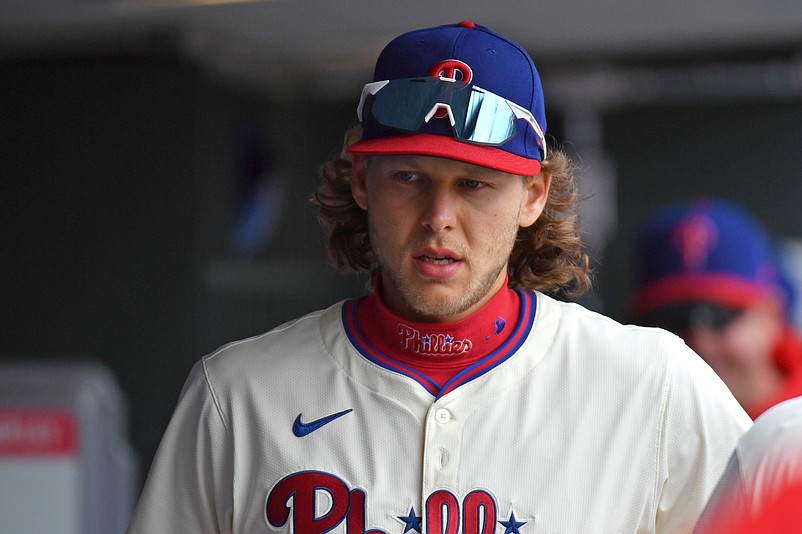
[357,281,520,365]
[377,271,509,324]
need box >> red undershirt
[356,281,521,391]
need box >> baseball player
[126,22,751,534]
[632,198,802,419]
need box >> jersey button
[435,408,452,424]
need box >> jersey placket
[422,399,463,500]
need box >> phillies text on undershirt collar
[356,279,521,387]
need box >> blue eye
[463,179,484,189]
[398,171,418,182]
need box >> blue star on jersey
[397,506,422,533]
[500,511,527,534]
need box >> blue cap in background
[633,198,794,319]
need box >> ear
[518,172,551,228]
[350,155,369,210]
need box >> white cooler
[0,359,138,534]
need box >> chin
[407,293,474,322]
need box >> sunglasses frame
[356,77,547,159]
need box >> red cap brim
[347,134,541,176]
[632,274,777,316]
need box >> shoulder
[743,395,802,441]
[530,293,714,424]
[536,292,749,420]
[699,396,802,528]
[541,292,674,339]
[738,395,802,478]
[198,301,345,390]
[537,292,692,369]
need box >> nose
[420,184,457,233]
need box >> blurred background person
[631,198,802,419]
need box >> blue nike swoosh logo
[293,409,353,437]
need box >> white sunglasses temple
[506,100,547,159]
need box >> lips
[413,247,462,279]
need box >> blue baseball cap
[348,21,547,176]
[632,198,793,318]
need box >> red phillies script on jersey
[266,471,518,534]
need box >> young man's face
[351,154,549,323]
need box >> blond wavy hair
[311,125,591,297]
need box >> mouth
[419,254,457,265]
[412,247,463,280]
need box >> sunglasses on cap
[356,77,547,159]
[640,302,745,335]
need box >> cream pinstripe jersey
[127,291,751,534]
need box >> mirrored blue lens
[366,78,517,145]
